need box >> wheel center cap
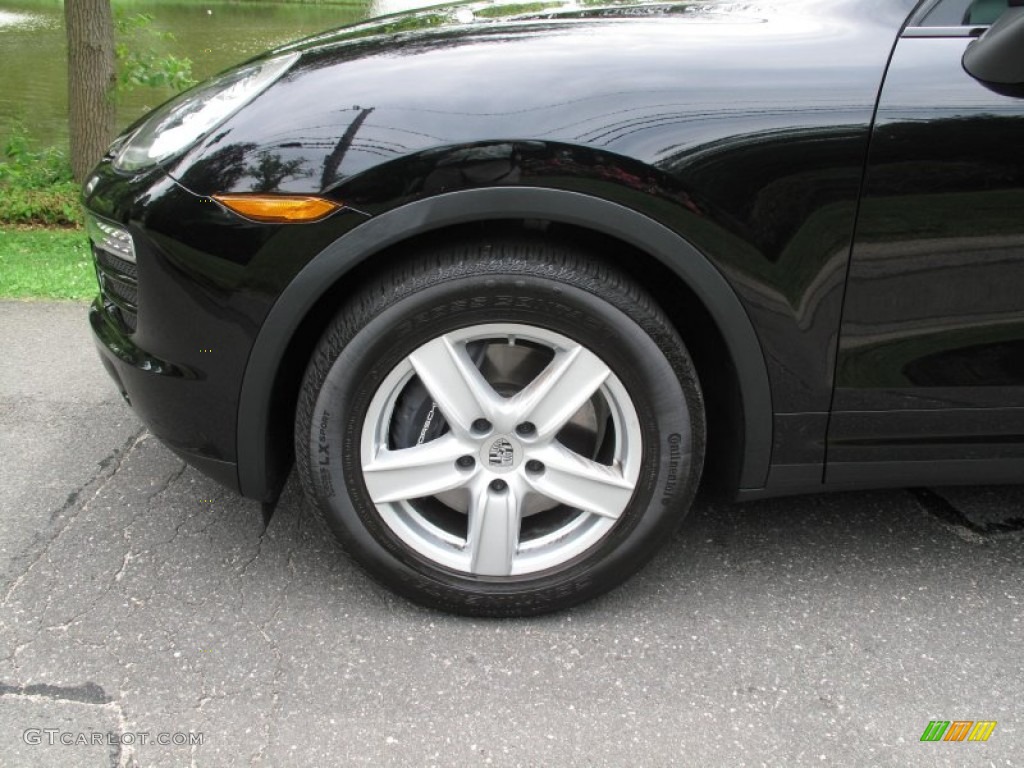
[482,435,522,473]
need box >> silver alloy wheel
[360,323,643,577]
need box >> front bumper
[83,150,364,501]
[90,298,241,491]
[82,161,270,496]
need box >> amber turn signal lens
[212,194,341,223]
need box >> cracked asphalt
[1,300,1022,767]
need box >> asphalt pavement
[0,300,1021,767]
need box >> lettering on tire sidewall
[662,433,683,506]
[317,410,335,498]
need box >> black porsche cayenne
[84,0,1024,615]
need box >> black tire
[295,237,704,616]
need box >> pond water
[0,0,428,147]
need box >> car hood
[274,0,775,54]
[165,0,916,197]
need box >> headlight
[113,52,299,173]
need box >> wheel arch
[236,187,773,501]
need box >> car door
[827,0,1024,485]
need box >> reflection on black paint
[83,0,935,470]
[836,37,1024,407]
[176,143,258,194]
[249,151,312,192]
[322,107,374,190]
[154,0,918,417]
[905,338,1024,387]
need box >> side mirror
[963,3,1024,85]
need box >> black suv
[85,0,1024,614]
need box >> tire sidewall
[301,266,701,614]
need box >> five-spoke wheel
[296,239,704,616]
[361,324,642,577]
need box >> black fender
[236,186,773,500]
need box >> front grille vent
[96,249,138,281]
[93,245,138,333]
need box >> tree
[65,0,117,182]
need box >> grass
[0,183,82,228]
[0,128,94,299]
[1,127,83,229]
[0,228,96,300]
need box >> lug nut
[490,479,508,492]
[472,418,492,434]
[525,460,544,473]
[456,455,475,469]
[516,422,536,437]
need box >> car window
[918,0,1008,26]
[964,0,1010,23]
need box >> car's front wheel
[295,238,704,616]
